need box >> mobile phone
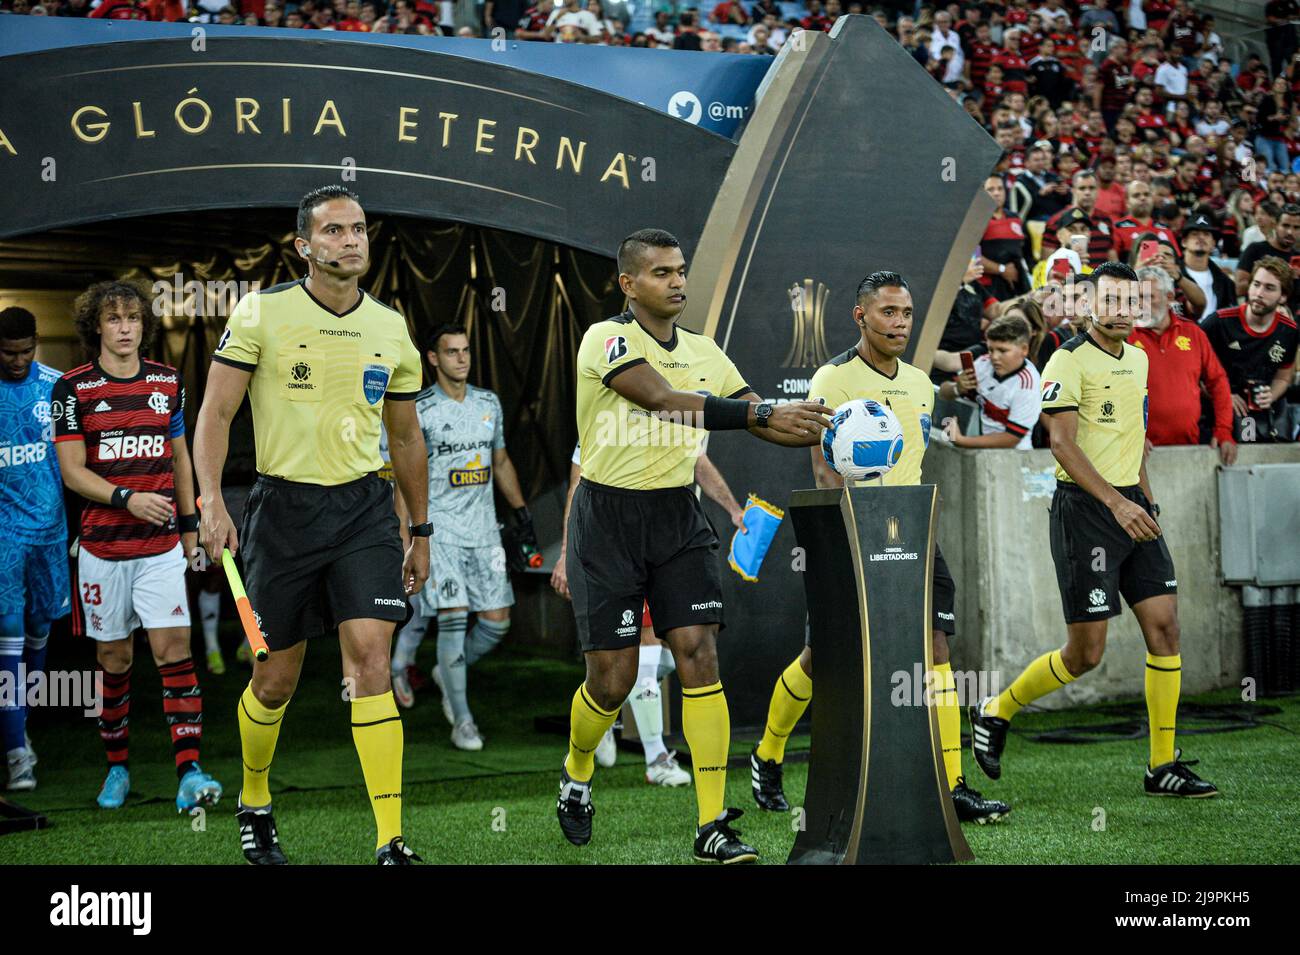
[1138,239,1161,262]
[973,244,982,261]
[960,351,976,376]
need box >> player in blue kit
[0,307,71,792]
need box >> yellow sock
[1145,653,1181,768]
[564,683,618,783]
[755,658,812,763]
[682,682,730,828]
[932,663,962,790]
[351,691,404,850]
[990,648,1075,720]
[238,684,287,807]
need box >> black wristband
[110,486,134,509]
[702,395,753,431]
[178,513,199,533]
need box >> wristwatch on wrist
[408,522,433,538]
[1149,503,1161,518]
[754,401,774,428]
[998,263,1007,274]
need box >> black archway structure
[0,16,1000,723]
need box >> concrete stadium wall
[922,442,1300,708]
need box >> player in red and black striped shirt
[52,280,221,814]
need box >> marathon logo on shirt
[449,453,492,487]
[99,433,167,461]
[0,442,48,468]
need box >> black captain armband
[178,513,200,534]
[110,487,135,509]
[702,395,753,431]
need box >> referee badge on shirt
[362,363,391,405]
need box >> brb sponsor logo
[98,433,167,461]
[0,441,48,468]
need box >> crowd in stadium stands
[4,0,1299,444]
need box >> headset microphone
[301,245,341,269]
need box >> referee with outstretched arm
[194,185,432,865]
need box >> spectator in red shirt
[801,0,831,32]
[1133,86,1168,143]
[89,0,150,18]
[993,28,1031,95]
[1040,172,1117,264]
[709,0,748,26]
[968,21,999,89]
[1095,38,1132,133]
[1093,154,1128,220]
[1114,179,1182,259]
[1131,265,1236,462]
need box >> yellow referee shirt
[212,279,423,486]
[1040,330,1148,487]
[807,347,934,487]
[576,311,750,490]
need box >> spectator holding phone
[933,315,1043,449]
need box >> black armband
[702,395,753,431]
[178,512,199,533]
[110,486,134,509]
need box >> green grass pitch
[2,636,1295,865]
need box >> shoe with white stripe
[237,802,288,865]
[556,764,594,846]
[1144,750,1218,798]
[694,808,759,864]
[750,746,789,812]
[969,696,1010,780]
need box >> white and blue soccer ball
[821,399,905,482]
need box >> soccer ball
[821,399,905,482]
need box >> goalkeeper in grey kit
[392,324,538,751]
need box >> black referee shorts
[240,473,407,651]
[804,542,956,647]
[567,478,724,652]
[1049,482,1177,624]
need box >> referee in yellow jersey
[556,228,833,863]
[969,261,1217,798]
[194,186,433,864]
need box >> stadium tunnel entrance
[0,207,625,653]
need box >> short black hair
[0,306,36,341]
[855,270,909,308]
[617,228,681,277]
[297,185,361,239]
[425,323,468,354]
[1260,200,1282,218]
[1090,261,1139,283]
[1281,203,1300,220]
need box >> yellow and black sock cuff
[240,684,288,725]
[1145,653,1182,672]
[1047,649,1076,686]
[578,683,619,719]
[682,681,725,701]
[351,691,400,728]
